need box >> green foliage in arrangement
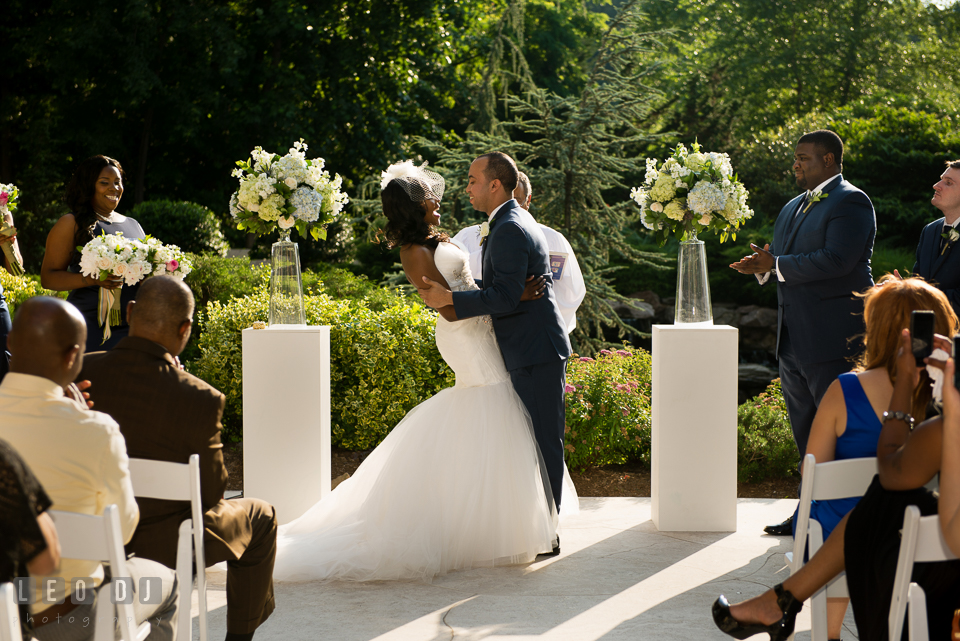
[130,201,229,257]
[189,288,453,447]
[736,378,798,483]
[0,271,67,315]
[563,347,653,471]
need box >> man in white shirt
[452,172,586,334]
[912,160,960,317]
[0,296,179,641]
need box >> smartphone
[953,334,960,390]
[910,310,935,366]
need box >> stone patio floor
[190,497,858,641]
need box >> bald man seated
[79,276,276,641]
[0,296,180,641]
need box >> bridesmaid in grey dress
[40,155,146,351]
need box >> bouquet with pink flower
[0,183,24,276]
[77,233,193,342]
[140,237,192,279]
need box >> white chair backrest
[803,454,878,501]
[889,505,959,641]
[48,505,150,641]
[127,455,203,536]
[0,583,19,641]
[791,454,877,573]
[127,454,207,641]
[127,458,195,501]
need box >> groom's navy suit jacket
[914,218,960,317]
[452,199,571,371]
[770,175,875,364]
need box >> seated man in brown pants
[80,275,276,641]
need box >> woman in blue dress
[790,275,957,640]
[40,156,146,352]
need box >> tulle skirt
[272,378,577,582]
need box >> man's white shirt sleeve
[539,224,585,334]
[756,257,785,285]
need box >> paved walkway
[194,498,858,640]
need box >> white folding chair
[0,583,19,641]
[49,505,151,641]
[787,454,877,641]
[128,454,207,641]
[888,505,959,641]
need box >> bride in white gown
[271,161,578,583]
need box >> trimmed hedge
[130,200,229,256]
[188,286,454,447]
[0,271,68,314]
[737,378,797,483]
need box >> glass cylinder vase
[269,229,306,326]
[674,235,713,326]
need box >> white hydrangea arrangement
[629,142,753,245]
[77,232,193,342]
[229,140,349,240]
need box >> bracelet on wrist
[882,410,915,430]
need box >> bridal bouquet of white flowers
[0,183,24,276]
[229,139,349,240]
[78,233,193,342]
[630,142,753,245]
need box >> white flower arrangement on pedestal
[629,142,754,245]
[229,140,349,240]
[77,233,193,343]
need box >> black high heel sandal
[711,583,803,641]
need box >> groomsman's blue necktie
[784,195,807,237]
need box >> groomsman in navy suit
[912,160,960,316]
[730,130,876,535]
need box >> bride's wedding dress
[272,241,578,582]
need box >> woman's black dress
[66,216,146,352]
[845,475,960,641]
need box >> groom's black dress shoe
[537,536,560,559]
[763,515,793,536]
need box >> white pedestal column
[242,325,330,525]
[652,324,738,531]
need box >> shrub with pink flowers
[563,346,652,470]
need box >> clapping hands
[729,243,775,274]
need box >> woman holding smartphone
[715,275,958,641]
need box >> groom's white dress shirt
[453,211,586,334]
[0,372,139,614]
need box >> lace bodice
[432,242,508,387]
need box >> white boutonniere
[803,189,828,213]
[479,221,491,246]
[941,228,959,255]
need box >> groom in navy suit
[420,152,571,551]
[731,130,876,534]
[913,160,960,317]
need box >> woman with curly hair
[272,160,576,583]
[40,155,146,351]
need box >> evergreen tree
[408,0,673,353]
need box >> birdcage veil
[380,160,445,203]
